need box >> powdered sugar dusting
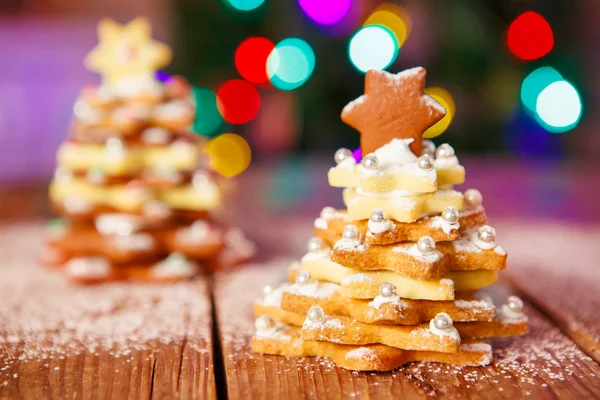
[286,282,339,299]
[0,223,212,366]
[345,347,378,361]
[392,243,442,263]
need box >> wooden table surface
[1,160,600,399]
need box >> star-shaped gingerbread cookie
[341,67,446,156]
[85,17,172,84]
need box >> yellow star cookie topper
[85,17,172,84]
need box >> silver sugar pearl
[342,225,360,241]
[379,282,396,298]
[263,285,274,296]
[307,305,325,323]
[478,225,496,243]
[307,237,325,253]
[436,144,455,158]
[369,208,385,223]
[442,206,459,224]
[417,154,434,171]
[433,313,453,330]
[361,153,379,170]
[255,315,275,331]
[422,140,436,157]
[296,270,312,286]
[507,296,523,313]
[464,189,483,207]
[334,148,353,164]
[320,206,336,220]
[416,236,436,255]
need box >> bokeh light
[216,80,261,124]
[191,87,223,136]
[352,148,362,163]
[298,0,351,25]
[348,25,398,73]
[235,37,275,86]
[520,66,563,113]
[364,3,411,47]
[224,0,265,11]
[267,38,316,91]
[535,80,582,133]
[507,11,554,61]
[423,88,455,138]
[204,133,252,177]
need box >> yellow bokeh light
[203,133,252,178]
[423,87,456,139]
[364,3,412,47]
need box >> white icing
[286,282,339,299]
[368,218,391,234]
[429,216,460,235]
[428,318,460,341]
[141,127,171,145]
[454,299,495,312]
[143,200,171,219]
[303,316,344,330]
[63,197,91,214]
[262,283,290,306]
[74,100,103,124]
[255,322,291,342]
[337,157,356,170]
[345,347,377,360]
[499,304,528,323]
[334,238,365,251]
[374,138,417,167]
[54,167,73,183]
[151,253,196,278]
[112,233,154,251]
[369,294,407,310]
[176,220,211,244]
[314,218,328,230]
[170,140,196,159]
[108,74,164,99]
[494,245,507,255]
[66,257,110,278]
[154,100,193,121]
[468,231,497,250]
[95,214,144,236]
[434,155,460,168]
[392,243,443,263]
[292,280,320,296]
[452,236,483,253]
[302,249,331,262]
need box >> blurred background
[0,0,598,223]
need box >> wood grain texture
[0,223,216,400]
[499,223,600,362]
[213,262,600,400]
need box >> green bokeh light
[520,66,562,113]
[224,0,265,11]
[535,80,582,134]
[191,86,223,137]
[348,25,399,73]
[267,38,316,91]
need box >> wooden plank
[213,261,600,400]
[499,222,600,362]
[0,222,216,399]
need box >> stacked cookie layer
[251,139,528,371]
[42,75,254,283]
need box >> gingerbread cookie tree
[42,18,254,283]
[251,67,527,371]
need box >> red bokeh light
[235,37,275,86]
[216,80,261,124]
[507,11,554,61]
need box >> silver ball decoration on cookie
[422,140,436,157]
[255,315,275,331]
[379,282,397,298]
[295,270,313,286]
[361,153,379,170]
[436,143,455,159]
[262,285,274,296]
[417,154,434,171]
[334,148,353,164]
[320,206,336,220]
[442,206,460,224]
[477,225,496,243]
[307,305,325,323]
[507,296,524,313]
[342,225,361,242]
[464,189,483,207]
[416,236,436,255]
[369,208,386,223]
[307,237,325,253]
[433,313,453,330]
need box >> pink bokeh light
[298,0,352,26]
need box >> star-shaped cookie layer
[85,17,172,84]
[341,67,446,156]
